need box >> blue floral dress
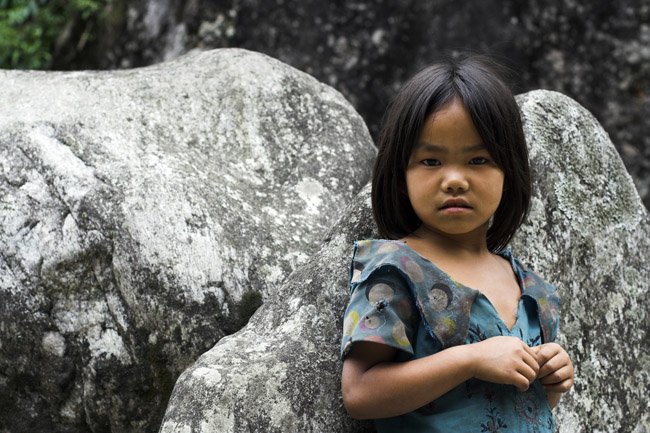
[341,240,560,433]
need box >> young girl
[340,55,574,432]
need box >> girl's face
[405,99,504,241]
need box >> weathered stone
[0,48,375,432]
[160,90,650,433]
[160,184,378,433]
[513,90,650,432]
[52,0,650,209]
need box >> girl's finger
[539,365,573,385]
[522,351,540,377]
[542,376,574,393]
[517,360,539,384]
[538,353,570,379]
[523,343,539,360]
[535,343,560,366]
[514,372,534,392]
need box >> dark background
[47,0,650,209]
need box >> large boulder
[160,90,650,433]
[52,0,650,209]
[513,90,650,432]
[0,48,375,432]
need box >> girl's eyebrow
[415,142,486,152]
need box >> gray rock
[160,90,650,433]
[0,48,375,432]
[160,184,378,433]
[513,90,650,432]
[52,0,650,210]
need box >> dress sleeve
[340,265,418,360]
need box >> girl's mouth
[440,199,471,210]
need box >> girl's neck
[400,224,493,261]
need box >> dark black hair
[371,54,531,252]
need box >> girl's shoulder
[350,239,439,287]
[349,239,478,348]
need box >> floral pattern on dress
[514,392,553,433]
[481,392,508,433]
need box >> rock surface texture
[161,90,650,433]
[160,184,378,433]
[513,91,650,432]
[53,0,650,209]
[0,48,375,432]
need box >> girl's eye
[469,157,489,165]
[422,159,441,167]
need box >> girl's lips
[440,199,471,210]
[440,206,472,214]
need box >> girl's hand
[531,343,574,409]
[472,336,540,392]
[532,343,574,393]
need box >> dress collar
[351,240,559,348]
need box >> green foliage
[0,0,111,69]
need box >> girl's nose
[441,169,469,192]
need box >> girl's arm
[532,343,574,408]
[342,335,540,419]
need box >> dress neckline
[394,240,524,332]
